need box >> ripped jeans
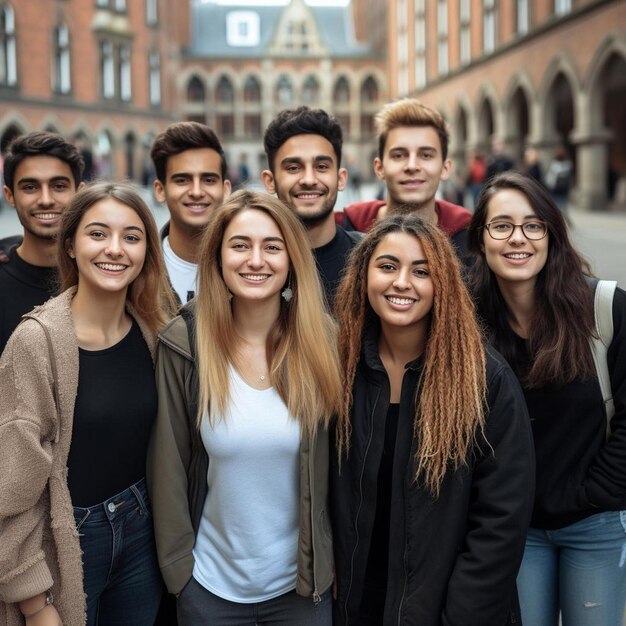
[517,511,626,626]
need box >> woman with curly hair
[148,190,342,624]
[331,213,534,626]
[468,171,626,626]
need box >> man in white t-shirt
[151,122,231,305]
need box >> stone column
[570,128,612,212]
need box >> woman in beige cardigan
[0,182,174,626]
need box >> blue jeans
[177,576,332,625]
[73,478,162,626]
[517,510,626,626]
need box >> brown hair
[467,171,595,387]
[195,189,342,436]
[335,214,486,496]
[375,98,449,160]
[150,121,228,183]
[57,181,176,334]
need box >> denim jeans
[73,478,162,626]
[177,576,332,626]
[517,510,626,626]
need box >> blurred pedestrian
[331,214,534,625]
[468,172,626,626]
[466,149,488,209]
[486,137,514,181]
[523,146,543,184]
[544,144,572,219]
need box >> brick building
[0,0,189,182]
[178,0,387,181]
[387,0,626,211]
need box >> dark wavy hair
[263,106,343,171]
[467,171,595,387]
[3,131,84,191]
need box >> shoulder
[435,199,472,236]
[158,304,194,361]
[342,200,386,232]
[336,225,363,247]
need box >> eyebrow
[388,145,438,153]
[488,214,539,221]
[168,171,220,179]
[375,254,428,265]
[280,155,334,166]
[83,221,145,233]
[17,175,72,184]
[228,235,285,244]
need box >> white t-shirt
[163,236,197,304]
[192,366,301,603]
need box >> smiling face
[69,198,147,297]
[374,126,451,213]
[153,147,231,234]
[220,208,290,304]
[482,188,549,291]
[367,232,434,333]
[262,134,347,226]
[4,155,77,241]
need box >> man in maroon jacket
[340,99,471,262]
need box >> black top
[0,246,57,355]
[359,403,400,620]
[68,321,157,507]
[313,225,361,307]
[506,289,626,529]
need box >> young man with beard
[0,131,84,354]
[262,106,361,305]
[340,99,471,262]
[151,122,231,306]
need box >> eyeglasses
[483,220,548,240]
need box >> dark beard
[298,202,335,228]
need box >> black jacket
[330,324,535,626]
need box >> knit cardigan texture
[0,288,156,626]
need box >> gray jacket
[146,302,334,600]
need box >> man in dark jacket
[338,99,471,263]
[0,131,84,354]
[262,106,361,305]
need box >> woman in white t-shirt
[148,190,342,625]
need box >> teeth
[97,263,127,271]
[505,253,531,259]
[34,213,59,219]
[387,296,414,305]
[296,193,321,199]
[241,274,268,281]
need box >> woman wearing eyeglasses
[468,171,626,626]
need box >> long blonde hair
[195,190,342,436]
[335,215,486,496]
[57,181,176,334]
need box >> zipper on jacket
[309,431,321,605]
[344,387,381,625]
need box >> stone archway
[506,87,530,166]
[476,97,495,152]
[543,72,575,158]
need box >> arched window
[243,75,261,102]
[187,76,206,103]
[275,75,293,105]
[216,75,234,103]
[333,76,350,104]
[302,76,319,104]
[101,41,115,98]
[361,76,379,103]
[52,23,71,94]
[119,45,131,102]
[0,3,17,86]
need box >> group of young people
[0,98,624,626]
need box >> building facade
[0,0,189,181]
[387,0,626,211]
[178,0,387,181]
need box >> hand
[24,605,62,626]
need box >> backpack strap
[589,280,617,438]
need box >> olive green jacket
[146,302,333,600]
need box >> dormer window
[227,11,260,47]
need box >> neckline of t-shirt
[78,320,137,356]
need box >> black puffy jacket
[330,325,535,626]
